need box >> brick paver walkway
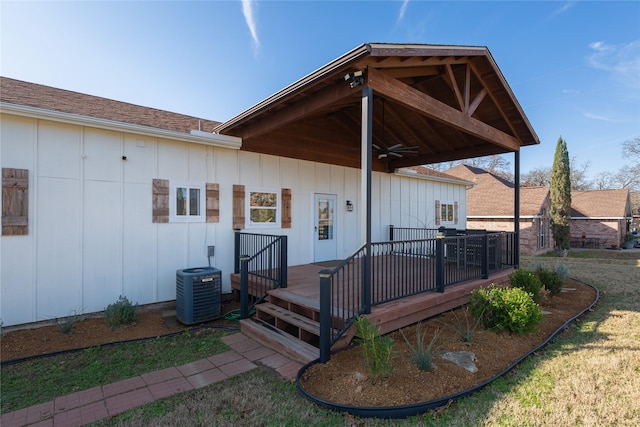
[1,333,302,427]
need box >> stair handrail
[319,244,367,362]
[237,232,288,319]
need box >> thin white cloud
[587,40,640,90]
[547,1,577,20]
[583,111,625,124]
[398,0,410,23]
[241,0,259,50]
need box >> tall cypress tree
[550,136,572,252]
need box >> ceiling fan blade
[389,152,403,157]
[377,153,388,159]
[388,144,404,151]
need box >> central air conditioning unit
[176,267,222,325]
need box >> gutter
[394,168,475,187]
[1,102,242,149]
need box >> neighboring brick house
[445,165,553,256]
[570,189,633,249]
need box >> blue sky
[1,1,639,179]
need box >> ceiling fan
[373,143,419,159]
[373,99,419,159]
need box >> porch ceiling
[213,43,539,173]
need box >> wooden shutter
[2,168,29,236]
[152,179,169,223]
[454,201,458,225]
[206,183,219,223]
[233,184,245,229]
[281,188,292,229]
[435,200,440,226]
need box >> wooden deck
[231,262,513,364]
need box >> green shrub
[354,316,395,384]
[469,285,543,335]
[401,323,441,371]
[56,310,80,334]
[534,263,568,297]
[445,306,483,342]
[104,296,138,329]
[509,268,542,302]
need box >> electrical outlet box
[207,246,215,257]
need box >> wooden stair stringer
[240,317,319,364]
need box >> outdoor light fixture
[344,70,364,88]
[346,200,354,212]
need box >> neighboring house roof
[571,189,632,218]
[0,76,220,134]
[445,164,548,217]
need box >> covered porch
[216,43,538,362]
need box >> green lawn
[95,249,640,426]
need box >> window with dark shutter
[2,168,29,236]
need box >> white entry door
[314,193,337,262]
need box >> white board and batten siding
[0,112,467,327]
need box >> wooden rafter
[367,67,521,152]
[467,59,520,138]
[389,142,513,169]
[234,80,357,140]
[445,64,465,111]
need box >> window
[246,187,280,228]
[169,182,205,222]
[441,203,454,223]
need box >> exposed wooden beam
[388,143,513,169]
[234,80,357,139]
[445,64,464,111]
[468,58,520,138]
[467,88,487,116]
[367,67,521,152]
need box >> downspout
[361,84,373,314]
[514,150,520,266]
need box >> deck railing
[388,225,439,241]
[319,231,516,362]
[235,231,288,318]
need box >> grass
[0,328,229,413]
[4,249,640,426]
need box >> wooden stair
[239,268,514,364]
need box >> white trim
[394,168,474,187]
[1,103,242,149]
[169,181,206,223]
[439,200,456,225]
[245,187,281,229]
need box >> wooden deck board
[232,261,513,360]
